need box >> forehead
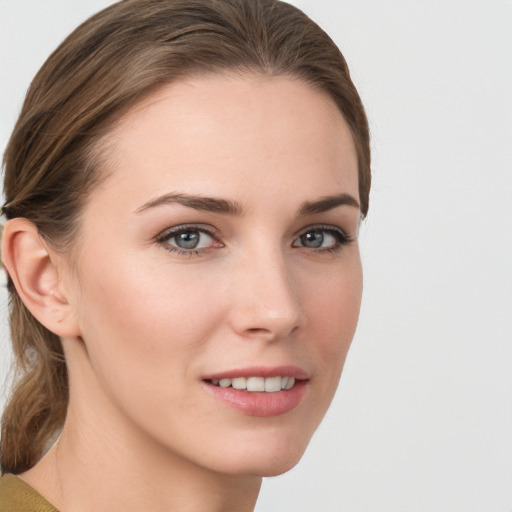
[93,73,358,210]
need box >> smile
[208,376,296,392]
[202,367,309,417]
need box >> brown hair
[1,0,370,474]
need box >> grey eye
[299,231,325,248]
[173,231,201,249]
[157,225,221,255]
[293,227,348,250]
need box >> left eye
[293,228,348,250]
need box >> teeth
[231,377,246,390]
[219,378,231,388]
[264,376,282,392]
[210,376,296,392]
[247,377,265,392]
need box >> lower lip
[203,380,308,417]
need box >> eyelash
[155,224,222,257]
[293,224,353,253]
[155,224,353,257]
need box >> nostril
[244,324,299,338]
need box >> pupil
[302,231,323,248]
[176,231,199,249]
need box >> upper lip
[202,365,310,381]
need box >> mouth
[202,366,309,417]
[206,376,296,392]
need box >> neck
[53,425,261,512]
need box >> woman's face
[65,74,362,476]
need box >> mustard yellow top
[0,474,58,512]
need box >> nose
[228,247,302,341]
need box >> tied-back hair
[1,0,370,474]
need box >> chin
[252,448,306,477]
[206,428,314,477]
[258,453,306,477]
[221,451,306,478]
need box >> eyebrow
[298,193,360,215]
[135,192,359,216]
[135,193,244,216]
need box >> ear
[1,218,81,338]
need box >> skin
[16,73,362,512]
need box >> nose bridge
[230,242,302,338]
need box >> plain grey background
[1,1,511,511]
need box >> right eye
[156,225,223,255]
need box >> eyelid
[155,223,224,256]
[294,223,350,239]
[154,222,354,257]
[292,224,354,249]
[155,223,221,241]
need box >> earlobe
[1,218,80,338]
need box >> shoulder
[0,474,59,512]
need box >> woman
[0,0,370,510]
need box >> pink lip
[202,365,310,381]
[202,366,309,417]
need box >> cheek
[300,256,362,391]
[305,257,362,344]
[74,253,225,388]
[70,257,229,447]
